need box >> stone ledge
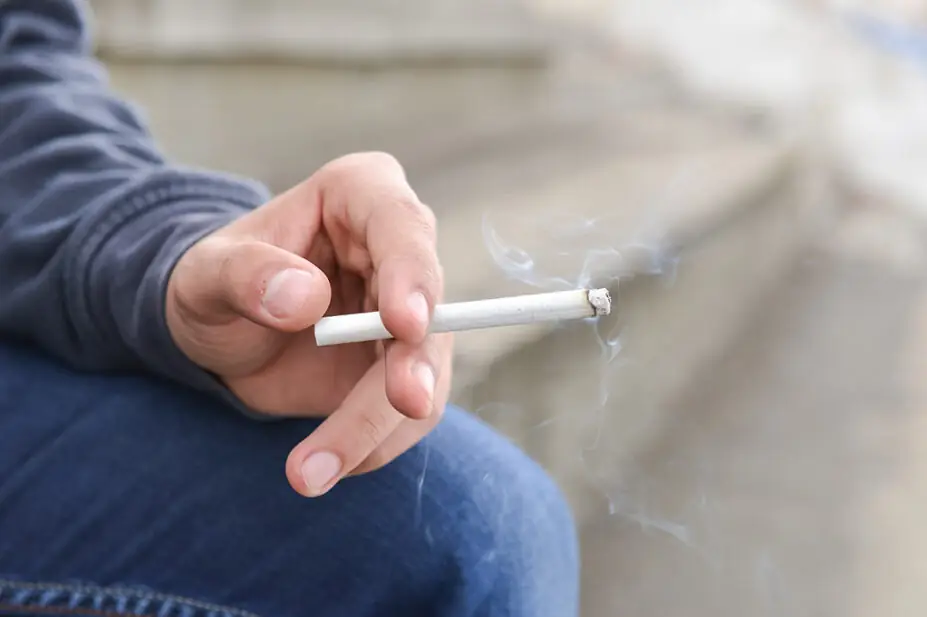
[102,60,560,191]
[88,0,552,66]
[422,115,813,524]
[434,131,799,395]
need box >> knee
[268,405,578,615]
[403,406,580,617]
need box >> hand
[165,152,453,497]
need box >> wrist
[70,169,266,386]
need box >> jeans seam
[0,579,260,617]
[0,603,141,616]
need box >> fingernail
[414,362,435,404]
[301,452,342,496]
[407,292,430,326]
[263,269,314,319]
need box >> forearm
[0,1,268,390]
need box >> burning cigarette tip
[588,288,611,317]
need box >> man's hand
[165,152,452,497]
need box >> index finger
[319,152,442,343]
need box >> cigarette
[314,288,611,347]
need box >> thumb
[176,238,332,332]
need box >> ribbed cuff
[70,169,275,419]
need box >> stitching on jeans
[0,602,141,616]
[0,580,261,617]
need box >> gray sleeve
[0,0,271,411]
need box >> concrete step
[89,0,551,65]
[102,43,689,192]
[579,206,927,617]
[418,108,820,524]
[434,130,800,393]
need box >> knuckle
[393,196,433,228]
[214,242,239,286]
[373,197,438,253]
[358,413,387,451]
[219,240,263,287]
[400,257,441,297]
[362,150,402,170]
[329,151,402,177]
[392,206,438,257]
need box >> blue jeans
[0,343,578,617]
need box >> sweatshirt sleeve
[0,0,272,409]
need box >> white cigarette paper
[314,288,611,347]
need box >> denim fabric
[0,343,580,617]
[0,579,258,617]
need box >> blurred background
[88,0,927,615]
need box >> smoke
[478,168,695,544]
[474,162,813,613]
[481,210,680,294]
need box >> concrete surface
[579,205,927,616]
[88,0,550,63]
[103,61,557,191]
[98,44,687,193]
[561,0,927,229]
[452,137,812,526]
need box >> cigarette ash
[587,288,612,317]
